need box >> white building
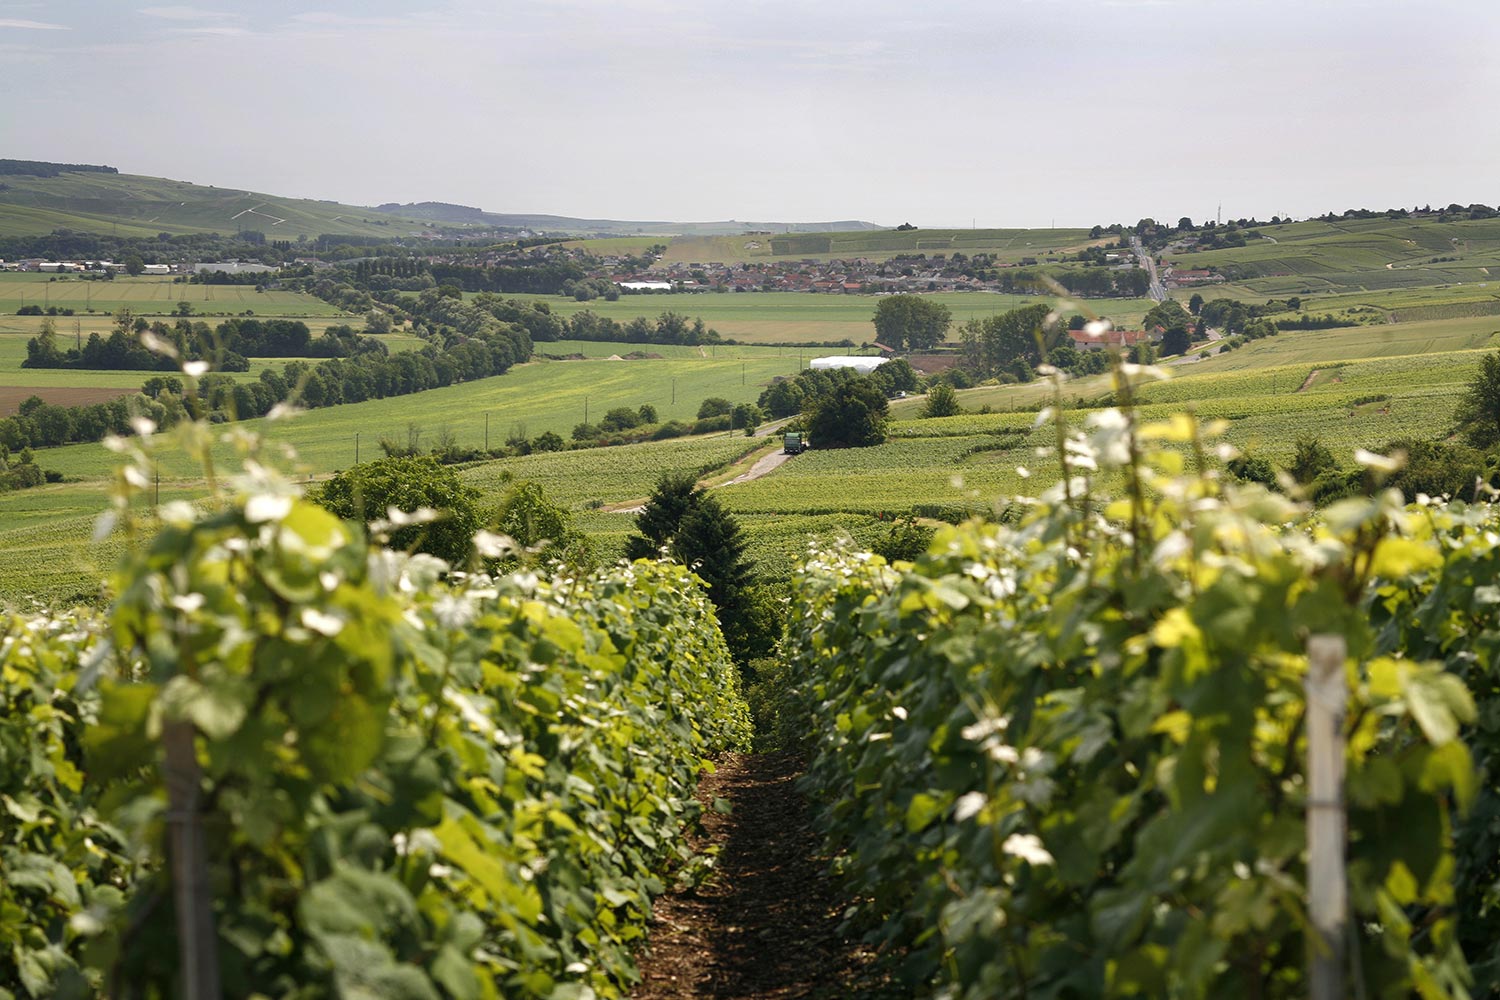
[809,356,889,375]
[615,280,673,291]
[142,263,172,275]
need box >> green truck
[783,431,809,455]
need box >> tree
[625,472,756,659]
[807,374,889,447]
[1288,435,1339,486]
[531,430,564,452]
[312,455,482,565]
[1142,299,1191,334]
[1454,351,1500,448]
[1188,293,1205,315]
[731,402,761,434]
[599,406,641,432]
[122,254,145,276]
[873,294,951,351]
[697,397,732,419]
[495,481,591,567]
[365,309,393,335]
[1159,325,1191,357]
[922,382,962,418]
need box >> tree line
[22,315,368,372]
[0,321,532,452]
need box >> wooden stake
[1305,634,1348,1000]
[164,720,221,999]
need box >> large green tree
[312,455,481,565]
[873,294,952,351]
[1454,350,1500,447]
[957,303,1056,376]
[807,373,889,447]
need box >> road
[1131,235,1168,301]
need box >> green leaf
[1405,666,1475,746]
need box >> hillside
[660,226,1102,264]
[1164,215,1500,298]
[369,201,883,236]
[0,163,437,241]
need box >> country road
[1131,235,1168,301]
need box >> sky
[3,0,1498,228]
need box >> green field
[0,273,345,317]
[506,290,1154,345]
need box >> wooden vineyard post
[163,720,222,999]
[1305,634,1348,1000]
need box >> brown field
[0,385,134,415]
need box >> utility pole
[484,412,489,451]
[584,396,588,425]
[671,379,675,405]
[354,432,360,465]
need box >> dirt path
[633,753,890,1000]
[719,448,792,486]
[604,442,793,513]
[1297,368,1321,392]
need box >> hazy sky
[3,0,1498,227]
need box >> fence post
[164,720,221,999]
[1305,634,1348,1000]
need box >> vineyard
[776,387,1498,997]
[5,355,1500,997]
[0,424,751,998]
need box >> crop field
[658,227,1104,265]
[458,435,767,509]
[19,352,802,482]
[1167,216,1500,297]
[502,290,1154,344]
[0,274,346,317]
[559,236,667,255]
[537,339,801,361]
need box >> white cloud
[138,6,236,20]
[165,25,249,35]
[0,18,68,29]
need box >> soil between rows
[632,752,894,1000]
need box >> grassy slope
[1166,217,1500,297]
[0,170,434,240]
[660,227,1103,265]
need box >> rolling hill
[0,162,437,241]
[367,201,882,236]
[0,161,884,241]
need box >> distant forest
[0,159,118,177]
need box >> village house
[1066,328,1155,352]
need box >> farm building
[809,356,889,374]
[193,261,276,274]
[1066,329,1154,352]
[615,280,673,291]
[142,264,172,275]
